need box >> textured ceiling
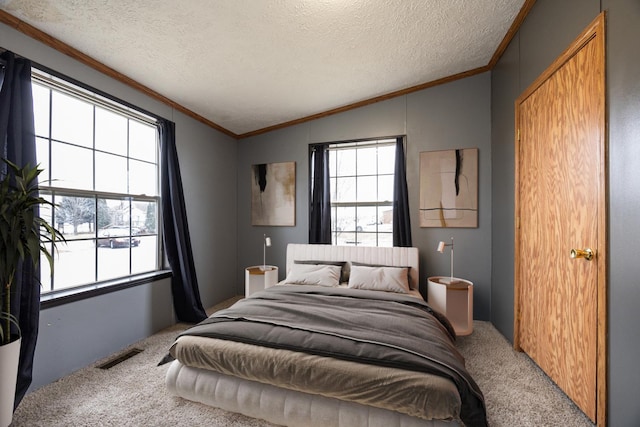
[0,0,525,137]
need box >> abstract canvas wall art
[251,161,296,226]
[419,148,478,228]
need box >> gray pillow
[348,265,410,294]
[284,263,342,287]
[351,261,413,289]
[294,260,348,283]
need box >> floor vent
[97,348,143,370]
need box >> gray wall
[602,0,640,424]
[238,72,493,320]
[491,0,640,424]
[0,21,238,390]
[34,278,172,389]
[173,109,239,308]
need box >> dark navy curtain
[159,120,207,323]
[0,50,40,409]
[392,137,412,247]
[309,144,331,244]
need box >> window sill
[40,270,172,310]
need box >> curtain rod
[311,135,402,145]
[0,47,18,67]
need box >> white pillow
[347,265,410,294]
[284,263,341,287]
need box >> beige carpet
[455,323,594,427]
[11,298,595,427]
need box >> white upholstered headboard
[285,244,419,290]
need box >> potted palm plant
[0,159,63,427]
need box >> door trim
[513,12,607,426]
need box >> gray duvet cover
[179,285,487,427]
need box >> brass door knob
[570,248,594,261]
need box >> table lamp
[436,237,456,284]
[261,234,272,271]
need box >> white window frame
[327,138,397,247]
[31,68,165,300]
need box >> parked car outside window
[97,226,140,248]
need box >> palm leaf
[0,158,64,345]
[0,312,21,343]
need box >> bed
[165,244,487,427]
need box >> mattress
[170,335,462,421]
[166,361,463,427]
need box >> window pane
[96,198,137,280]
[335,206,356,232]
[378,145,395,174]
[336,149,355,176]
[36,137,50,185]
[357,146,377,175]
[379,175,394,202]
[329,177,337,203]
[357,176,377,202]
[335,232,359,246]
[99,198,130,228]
[133,201,157,234]
[357,233,377,247]
[129,160,157,196]
[96,199,110,229]
[39,193,54,236]
[129,120,157,162]
[40,254,52,293]
[95,152,128,193]
[132,235,158,274]
[335,177,355,202]
[53,240,96,290]
[357,206,377,231]
[378,233,393,247]
[329,149,337,177]
[51,91,93,148]
[330,206,336,232]
[98,244,132,281]
[32,83,50,138]
[95,107,127,156]
[55,196,96,240]
[51,142,93,190]
[39,193,54,293]
[379,207,394,232]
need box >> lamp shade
[436,237,454,282]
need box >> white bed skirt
[166,360,462,427]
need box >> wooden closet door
[514,15,606,424]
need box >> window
[328,138,396,247]
[32,70,162,295]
